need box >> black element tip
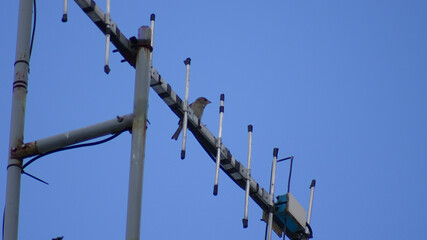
[104,65,111,74]
[22,171,49,185]
[213,185,218,196]
[310,179,316,188]
[184,58,191,65]
[150,14,155,21]
[220,94,225,101]
[61,14,68,22]
[273,148,279,157]
[242,219,248,228]
[248,125,253,132]
[181,150,185,160]
[219,106,224,113]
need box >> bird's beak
[207,100,212,104]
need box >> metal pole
[267,148,279,240]
[62,0,68,22]
[12,114,133,160]
[4,0,33,239]
[307,179,316,225]
[104,0,111,74]
[149,14,155,67]
[242,124,253,228]
[181,58,191,159]
[213,94,224,195]
[125,26,151,240]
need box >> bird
[171,97,211,140]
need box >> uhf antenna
[104,0,111,74]
[181,57,191,159]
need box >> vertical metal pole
[267,148,279,240]
[104,0,111,74]
[213,94,224,195]
[4,0,33,239]
[125,26,151,240]
[181,58,191,159]
[242,124,253,228]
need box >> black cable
[22,132,123,170]
[3,133,123,237]
[277,156,294,193]
[306,223,313,238]
[21,171,49,185]
[29,0,36,60]
[264,221,268,240]
[287,157,293,193]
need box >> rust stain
[10,141,38,159]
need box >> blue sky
[1,0,427,239]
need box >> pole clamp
[130,36,153,52]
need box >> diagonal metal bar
[149,68,274,211]
[11,114,133,159]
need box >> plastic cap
[184,58,191,65]
[273,148,279,157]
[248,125,253,132]
[242,219,248,228]
[213,185,218,196]
[150,14,155,21]
[104,65,111,74]
[219,106,224,113]
[310,179,316,188]
[61,14,68,23]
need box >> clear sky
[1,0,427,239]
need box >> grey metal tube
[149,14,155,66]
[267,148,279,240]
[125,26,151,240]
[103,0,111,74]
[307,179,316,225]
[12,114,133,159]
[213,94,224,195]
[242,125,253,228]
[4,0,33,239]
[62,0,68,22]
[181,58,191,159]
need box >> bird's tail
[171,125,183,140]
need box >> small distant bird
[171,97,211,140]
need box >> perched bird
[171,97,211,140]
